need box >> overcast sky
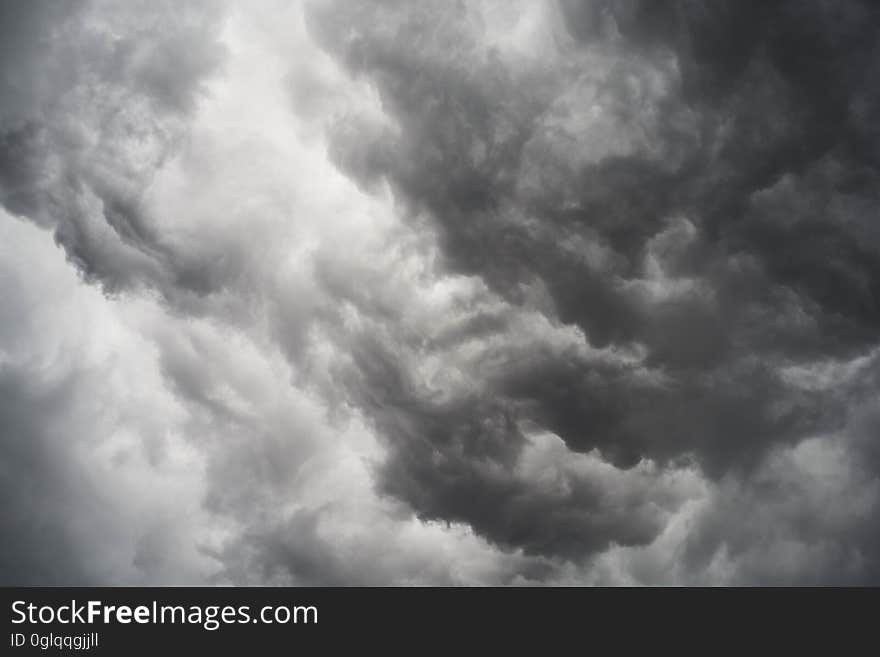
[2,0,880,585]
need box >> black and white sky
[2,0,880,585]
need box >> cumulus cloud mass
[2,0,880,585]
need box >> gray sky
[2,0,880,585]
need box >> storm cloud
[1,0,880,584]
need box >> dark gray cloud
[306,0,880,576]
[0,0,228,296]
[3,0,880,585]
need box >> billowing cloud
[306,0,880,578]
[1,0,879,585]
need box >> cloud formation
[1,0,879,584]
